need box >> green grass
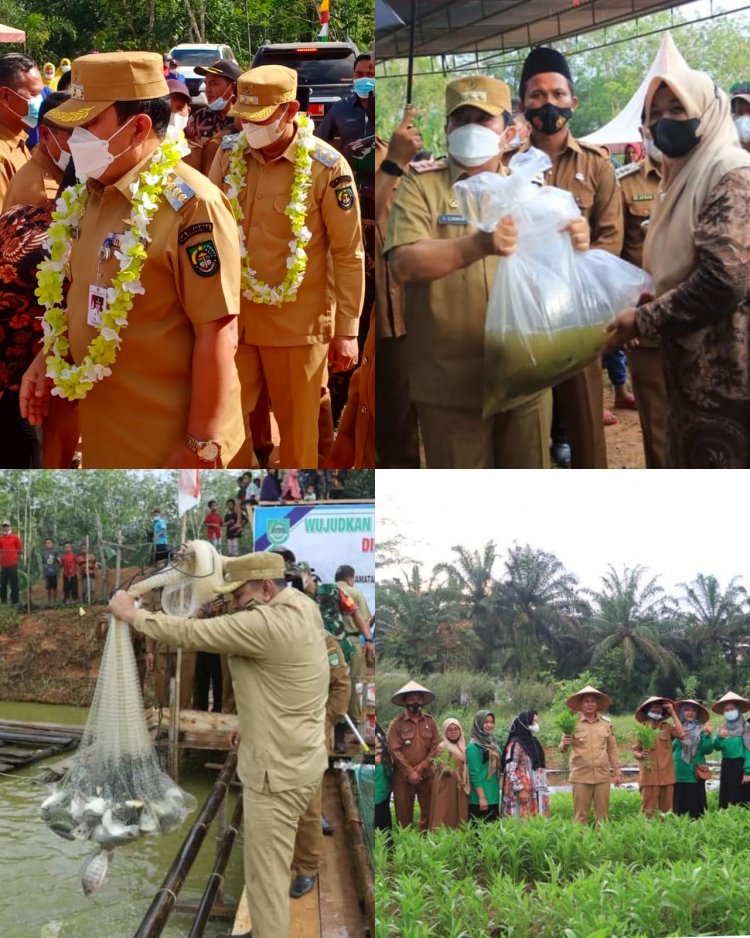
[377,790,750,938]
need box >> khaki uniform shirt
[325,633,350,729]
[636,722,679,787]
[3,142,61,210]
[387,711,441,777]
[209,129,365,346]
[66,152,244,467]
[384,157,511,410]
[514,134,624,254]
[374,137,406,338]
[134,585,329,793]
[337,579,372,634]
[618,157,661,268]
[0,123,31,206]
[567,714,621,784]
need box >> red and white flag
[318,0,329,40]
[178,470,201,518]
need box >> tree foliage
[379,541,750,712]
[0,0,373,69]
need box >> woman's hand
[719,726,730,738]
[478,795,489,811]
[603,307,639,354]
[19,351,52,426]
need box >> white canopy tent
[580,31,689,147]
[0,24,25,43]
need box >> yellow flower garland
[35,136,184,401]
[225,113,315,306]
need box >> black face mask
[649,117,701,158]
[406,703,422,714]
[524,103,573,136]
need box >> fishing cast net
[40,540,226,894]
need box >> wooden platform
[0,719,80,773]
[231,770,367,937]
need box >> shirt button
[360,405,368,415]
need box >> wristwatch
[186,432,221,463]
[380,159,404,177]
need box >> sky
[377,470,750,593]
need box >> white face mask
[44,130,71,172]
[530,723,540,735]
[447,123,501,167]
[734,115,750,145]
[725,709,740,722]
[242,111,288,149]
[68,116,136,181]
[169,112,189,132]
[643,137,663,163]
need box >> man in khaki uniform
[20,52,244,468]
[387,681,441,829]
[209,65,365,468]
[617,131,667,469]
[110,551,329,938]
[517,47,624,469]
[336,563,373,729]
[385,76,585,468]
[290,630,350,898]
[560,685,623,824]
[0,53,40,204]
[3,91,71,209]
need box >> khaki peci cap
[46,51,169,128]
[219,551,286,593]
[229,64,297,122]
[446,75,512,119]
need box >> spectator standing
[152,509,169,567]
[260,470,281,502]
[467,710,502,822]
[0,53,41,204]
[303,484,317,502]
[386,681,440,830]
[427,717,470,829]
[280,469,302,501]
[77,543,98,600]
[59,541,78,604]
[41,537,59,604]
[204,500,223,550]
[500,710,550,819]
[0,520,23,605]
[315,52,374,150]
[224,498,243,556]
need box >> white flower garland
[35,133,187,401]
[225,113,316,306]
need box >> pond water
[0,702,245,938]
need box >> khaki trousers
[572,782,611,824]
[154,650,196,710]
[555,361,607,469]
[291,782,322,876]
[220,655,236,714]
[243,779,320,938]
[249,380,274,463]
[640,784,673,817]
[347,639,364,724]
[628,346,667,469]
[392,768,432,830]
[230,342,328,469]
[416,390,552,469]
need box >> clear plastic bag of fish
[452,147,654,416]
[40,617,197,894]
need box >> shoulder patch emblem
[330,174,353,189]
[178,221,214,245]
[221,133,242,151]
[313,146,339,168]
[164,176,196,212]
[336,185,355,210]
[186,240,220,277]
[328,651,341,668]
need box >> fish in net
[40,540,226,895]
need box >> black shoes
[289,874,318,898]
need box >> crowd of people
[378,44,750,469]
[375,682,750,835]
[0,44,376,470]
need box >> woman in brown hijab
[427,717,470,829]
[605,65,750,467]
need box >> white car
[168,43,238,105]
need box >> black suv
[250,41,359,124]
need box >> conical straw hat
[711,691,750,715]
[635,696,674,724]
[566,684,612,712]
[391,680,435,707]
[674,699,710,724]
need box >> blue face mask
[353,77,375,98]
[207,92,230,112]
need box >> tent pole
[406,0,416,103]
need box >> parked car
[250,41,359,124]
[168,43,238,103]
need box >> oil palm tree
[587,565,682,678]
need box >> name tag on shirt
[438,214,468,225]
[632,194,654,202]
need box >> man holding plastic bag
[385,76,588,468]
[516,47,625,468]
